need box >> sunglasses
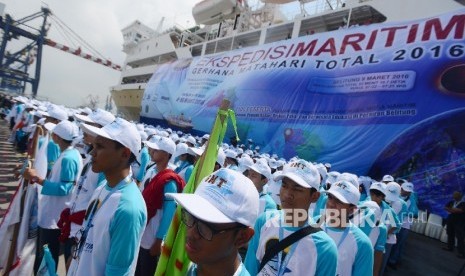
[181,208,244,241]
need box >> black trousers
[135,247,158,276]
[447,221,465,254]
[34,227,61,274]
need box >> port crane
[0,7,121,97]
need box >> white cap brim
[324,190,352,205]
[369,186,386,196]
[274,172,311,189]
[75,113,95,124]
[80,123,113,141]
[385,192,398,203]
[167,193,235,224]
[44,122,56,132]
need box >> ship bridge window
[136,33,142,38]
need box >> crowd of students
[3,94,421,276]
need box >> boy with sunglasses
[168,168,259,276]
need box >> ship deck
[0,121,463,276]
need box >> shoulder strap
[258,225,321,272]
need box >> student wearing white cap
[174,143,195,183]
[23,120,83,273]
[168,168,259,275]
[388,181,419,269]
[44,106,70,174]
[352,200,388,276]
[244,160,277,214]
[310,171,340,219]
[245,160,338,275]
[321,181,374,276]
[68,118,147,276]
[136,136,185,276]
[366,182,400,276]
[380,182,407,275]
[59,115,111,270]
[224,149,239,171]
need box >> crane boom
[45,39,121,71]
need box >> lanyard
[73,175,132,260]
[70,162,92,213]
[276,219,299,276]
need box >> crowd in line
[2,94,430,276]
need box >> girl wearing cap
[23,120,83,273]
[322,181,374,276]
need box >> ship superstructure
[110,0,464,120]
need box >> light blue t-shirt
[245,210,338,276]
[42,147,81,196]
[69,178,147,276]
[259,192,277,214]
[136,147,150,182]
[47,140,61,172]
[323,223,374,276]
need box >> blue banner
[141,9,465,216]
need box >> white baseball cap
[326,180,361,205]
[186,136,196,145]
[50,120,79,141]
[47,106,69,121]
[401,182,414,193]
[274,159,320,190]
[167,168,259,227]
[187,146,204,157]
[369,182,387,196]
[174,143,189,158]
[326,171,340,186]
[139,131,148,142]
[337,172,359,188]
[382,175,394,182]
[145,136,176,155]
[91,109,115,126]
[225,149,237,159]
[353,200,382,225]
[385,182,401,202]
[217,148,226,167]
[246,159,272,180]
[81,117,141,157]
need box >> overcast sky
[2,0,199,109]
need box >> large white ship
[110,0,465,120]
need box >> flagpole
[155,99,233,276]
